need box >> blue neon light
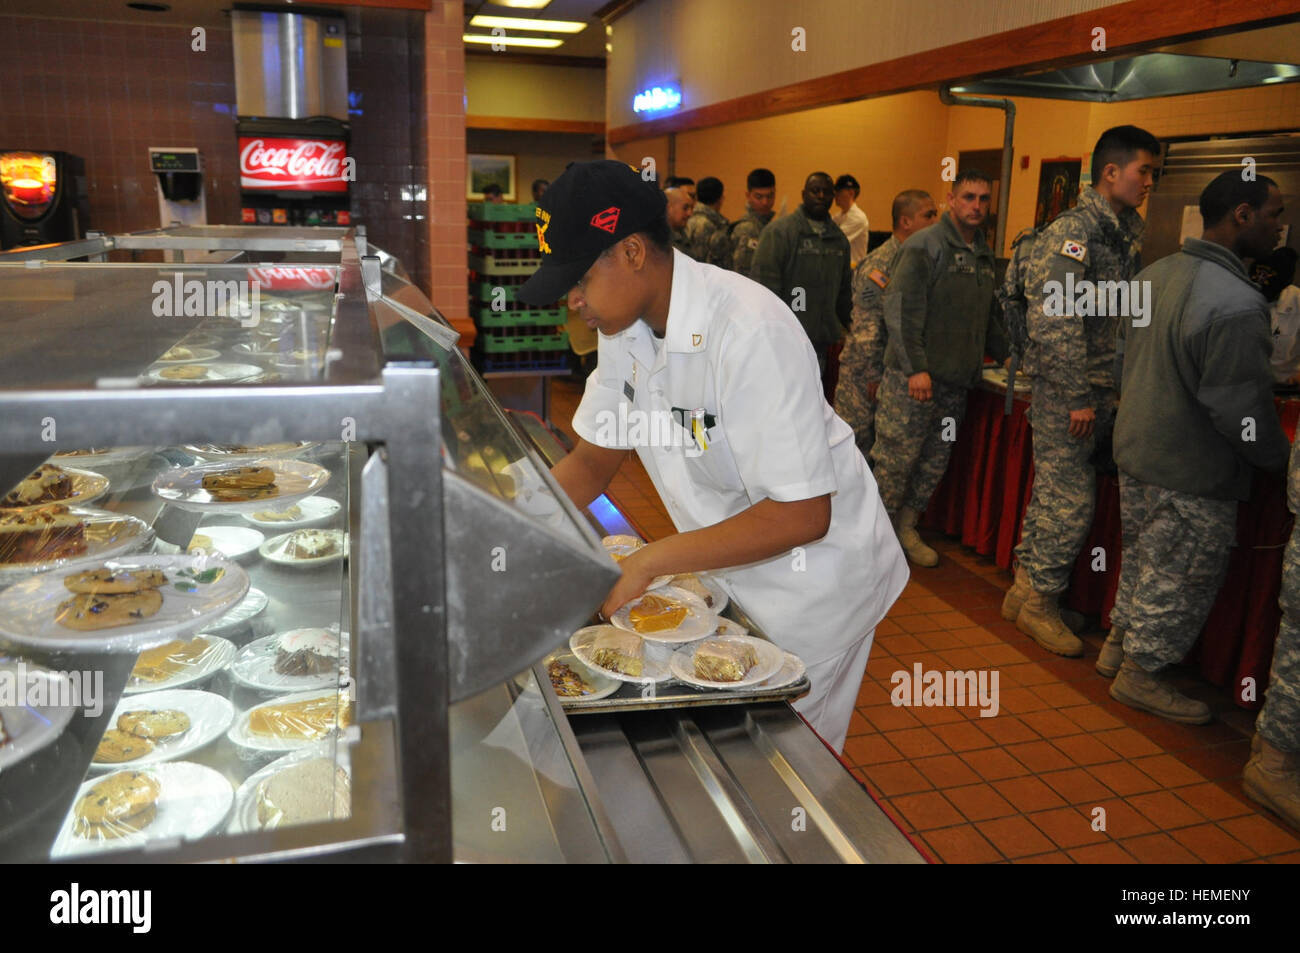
[633,86,682,114]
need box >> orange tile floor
[546,377,1300,864]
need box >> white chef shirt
[1270,285,1300,384]
[832,203,870,265]
[572,250,908,665]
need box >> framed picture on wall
[1035,158,1082,229]
[467,154,516,202]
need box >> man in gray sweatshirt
[1109,169,1288,723]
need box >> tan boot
[896,507,938,568]
[1015,589,1084,656]
[1095,627,1125,678]
[1243,736,1300,831]
[1002,567,1087,632]
[1109,658,1212,725]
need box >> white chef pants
[792,628,875,754]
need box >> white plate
[227,688,353,753]
[51,761,234,858]
[601,535,644,551]
[143,362,264,385]
[90,689,235,771]
[610,586,718,645]
[757,651,808,690]
[123,635,237,694]
[259,530,348,568]
[49,447,152,468]
[0,507,154,587]
[0,467,110,512]
[230,628,349,693]
[228,743,351,835]
[154,347,221,364]
[185,525,264,561]
[201,587,268,636]
[152,458,330,514]
[0,554,249,653]
[230,341,281,358]
[514,650,621,702]
[240,495,340,529]
[0,663,79,770]
[669,635,787,690]
[601,536,673,590]
[569,624,675,685]
[183,442,319,463]
[669,573,730,614]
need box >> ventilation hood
[232,8,349,121]
[951,53,1300,102]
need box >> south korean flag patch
[1060,239,1088,262]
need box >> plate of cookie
[569,624,675,685]
[151,459,330,514]
[51,762,234,858]
[90,689,236,771]
[230,627,349,693]
[0,554,250,652]
[259,529,348,567]
[241,495,341,529]
[228,744,352,835]
[668,634,786,690]
[143,362,265,385]
[1,464,110,511]
[50,446,153,468]
[154,346,221,364]
[514,650,621,702]
[183,442,319,463]
[0,662,79,771]
[609,587,719,645]
[123,634,237,694]
[227,688,354,752]
[0,505,154,586]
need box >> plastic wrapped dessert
[201,466,278,502]
[693,639,757,683]
[3,464,74,507]
[628,593,687,633]
[247,695,353,742]
[590,629,644,677]
[255,758,351,829]
[72,770,161,840]
[273,629,340,676]
[0,504,87,563]
[130,637,213,684]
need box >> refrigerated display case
[0,226,923,864]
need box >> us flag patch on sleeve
[1060,239,1087,262]
[868,268,888,289]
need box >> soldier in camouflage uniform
[874,170,1008,567]
[1245,438,1300,830]
[683,176,732,266]
[1004,126,1158,658]
[730,168,777,275]
[1109,169,1288,724]
[835,189,937,462]
[665,182,695,255]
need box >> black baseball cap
[834,174,860,192]
[518,160,667,306]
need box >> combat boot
[1095,627,1125,678]
[1015,589,1084,656]
[1243,736,1300,831]
[896,507,938,568]
[1109,658,1212,725]
[1001,567,1086,632]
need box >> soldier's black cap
[518,160,667,306]
[834,174,861,192]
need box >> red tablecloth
[923,384,1298,710]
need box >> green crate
[469,252,541,276]
[466,202,538,222]
[471,279,528,303]
[476,305,566,327]
[468,228,538,249]
[480,329,570,353]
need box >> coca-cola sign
[247,266,338,291]
[238,136,349,192]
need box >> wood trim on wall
[608,0,1300,145]
[467,115,605,134]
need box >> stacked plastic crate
[467,201,569,372]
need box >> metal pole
[939,87,1016,256]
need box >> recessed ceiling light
[463,34,564,49]
[469,15,586,34]
[492,0,553,8]
[126,2,171,10]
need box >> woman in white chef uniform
[521,160,909,752]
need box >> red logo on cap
[590,206,621,233]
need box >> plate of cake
[230,627,348,692]
[259,529,348,567]
[569,624,674,684]
[50,762,234,858]
[1,464,109,511]
[669,634,786,689]
[610,587,718,644]
[152,459,330,514]
[0,505,153,585]
[241,495,340,529]
[0,554,249,653]
[123,634,237,694]
[0,662,78,771]
[228,689,354,752]
[90,689,235,771]
[229,744,352,834]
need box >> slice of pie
[628,593,687,633]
